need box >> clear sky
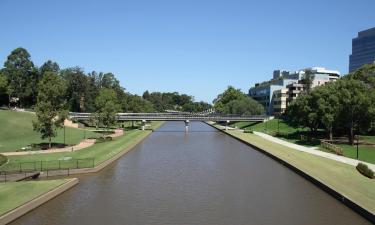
[0,0,374,102]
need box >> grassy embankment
[0,179,69,216]
[0,110,100,153]
[1,121,163,171]
[214,124,375,214]
[230,119,375,164]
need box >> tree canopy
[286,63,375,143]
[213,86,265,115]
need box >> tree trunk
[349,125,354,145]
[48,136,52,149]
[329,127,333,141]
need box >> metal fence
[0,158,95,182]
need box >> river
[11,121,370,225]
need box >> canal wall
[206,122,375,224]
[0,178,78,225]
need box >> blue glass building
[349,27,375,72]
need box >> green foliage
[142,91,210,112]
[95,88,121,129]
[0,154,7,166]
[0,71,8,97]
[356,163,374,179]
[321,141,343,155]
[286,64,375,143]
[226,97,265,115]
[213,86,265,115]
[3,47,36,107]
[33,72,67,148]
[213,86,247,112]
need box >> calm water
[11,122,370,225]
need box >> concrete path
[253,131,375,171]
[2,128,125,156]
[2,139,96,156]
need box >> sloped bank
[0,179,78,225]
[206,122,375,224]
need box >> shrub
[105,136,113,141]
[0,154,7,166]
[356,163,374,179]
[244,130,253,133]
[321,141,343,155]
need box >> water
[11,122,370,225]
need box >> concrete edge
[206,122,375,224]
[0,178,79,225]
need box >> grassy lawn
[221,128,375,214]
[231,119,375,164]
[0,110,100,153]
[0,121,164,171]
[320,144,375,164]
[0,179,69,216]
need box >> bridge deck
[69,113,268,122]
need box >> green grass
[320,144,375,164]
[0,110,100,153]
[0,121,164,171]
[219,128,375,214]
[0,179,69,216]
[231,119,375,164]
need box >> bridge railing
[69,112,269,121]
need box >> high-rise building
[349,27,375,72]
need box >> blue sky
[1,0,374,102]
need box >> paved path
[2,139,96,156]
[253,131,375,171]
[2,128,125,156]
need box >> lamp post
[277,116,280,134]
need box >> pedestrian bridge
[69,112,269,131]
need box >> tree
[95,88,120,129]
[226,97,265,115]
[213,86,247,113]
[3,48,36,107]
[300,70,315,93]
[285,93,320,135]
[61,67,88,112]
[312,84,339,140]
[0,70,8,96]
[40,60,60,75]
[33,72,67,148]
[336,78,373,144]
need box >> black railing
[0,158,95,182]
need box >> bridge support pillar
[225,120,230,130]
[141,120,146,131]
[185,120,189,132]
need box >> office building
[349,27,375,72]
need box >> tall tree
[95,88,120,129]
[226,97,265,115]
[33,72,67,148]
[3,48,36,107]
[213,86,248,113]
[61,67,88,112]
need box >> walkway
[2,129,124,156]
[253,131,375,171]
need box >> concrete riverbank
[206,122,375,223]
